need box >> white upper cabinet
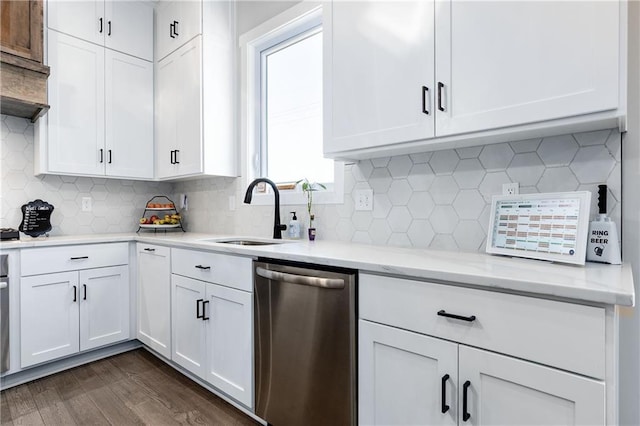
[156,37,202,178]
[104,1,153,61]
[325,1,436,153]
[156,0,202,61]
[48,0,153,61]
[46,30,154,179]
[155,1,237,180]
[47,30,105,176]
[434,0,619,137]
[47,0,103,46]
[105,49,154,178]
[324,0,624,159]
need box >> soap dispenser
[288,212,300,239]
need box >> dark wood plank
[109,351,157,378]
[109,378,155,408]
[64,394,110,426]
[71,363,108,393]
[2,350,257,426]
[129,399,181,426]
[89,358,127,385]
[11,410,44,426]
[87,386,143,426]
[50,369,83,402]
[3,385,37,419]
[1,391,12,424]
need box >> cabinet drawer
[171,248,252,292]
[360,273,606,379]
[21,243,129,276]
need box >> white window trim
[239,1,344,207]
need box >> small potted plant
[296,178,326,241]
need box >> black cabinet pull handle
[462,380,471,421]
[196,298,204,319]
[70,256,89,260]
[169,23,175,38]
[99,148,104,163]
[73,285,77,302]
[99,17,103,33]
[422,85,430,115]
[83,284,87,300]
[195,265,210,270]
[437,310,476,322]
[108,149,112,164]
[441,374,450,413]
[107,20,112,36]
[437,82,445,112]
[170,150,175,164]
[173,20,179,36]
[202,300,210,320]
[143,248,155,252]
[174,150,180,164]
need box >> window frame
[239,2,344,207]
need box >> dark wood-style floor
[0,349,258,425]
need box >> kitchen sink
[199,238,290,246]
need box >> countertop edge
[1,232,634,307]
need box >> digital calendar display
[486,192,591,265]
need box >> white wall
[620,1,640,425]
[237,1,302,35]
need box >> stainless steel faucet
[244,178,287,239]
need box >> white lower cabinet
[21,265,129,368]
[137,244,171,358]
[359,270,609,426]
[459,346,604,426]
[171,273,253,408]
[360,320,605,426]
[170,248,253,408]
[359,320,458,426]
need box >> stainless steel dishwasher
[254,259,356,426]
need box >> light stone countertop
[1,232,634,306]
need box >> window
[241,3,343,205]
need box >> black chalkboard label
[19,199,54,237]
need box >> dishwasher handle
[255,266,345,289]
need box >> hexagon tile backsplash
[173,129,622,252]
[1,114,622,252]
[0,115,172,235]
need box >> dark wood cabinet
[0,0,49,121]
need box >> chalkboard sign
[19,199,54,237]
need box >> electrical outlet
[81,197,92,212]
[502,182,519,196]
[355,189,373,211]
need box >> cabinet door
[458,346,605,425]
[47,0,104,46]
[171,275,206,377]
[359,320,458,426]
[105,49,153,178]
[434,1,619,136]
[205,283,252,407]
[156,36,202,179]
[47,30,105,176]
[137,244,171,358]
[20,271,79,368]
[155,50,179,178]
[174,36,203,177]
[1,0,44,62]
[104,0,153,61]
[324,1,435,155]
[79,266,130,351]
[156,0,202,61]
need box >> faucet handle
[277,224,287,231]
